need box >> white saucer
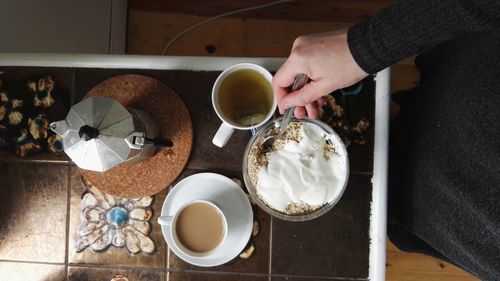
[159,172,253,267]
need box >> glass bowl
[242,117,349,222]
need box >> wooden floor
[126,1,478,280]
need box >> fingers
[294,106,307,119]
[273,58,297,89]
[305,102,318,119]
[292,101,320,119]
[274,86,289,114]
[272,51,331,118]
[281,80,329,109]
[272,58,300,114]
[316,97,325,108]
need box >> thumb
[281,80,332,109]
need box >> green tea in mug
[218,69,274,127]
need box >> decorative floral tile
[68,166,166,268]
[76,180,155,255]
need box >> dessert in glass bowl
[243,117,349,221]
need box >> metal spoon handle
[278,73,309,136]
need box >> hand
[273,30,368,118]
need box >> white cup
[212,63,276,147]
[157,200,228,258]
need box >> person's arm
[349,0,500,74]
[274,0,500,118]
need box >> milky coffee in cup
[172,200,227,256]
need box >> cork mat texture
[80,74,193,198]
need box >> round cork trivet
[79,74,193,198]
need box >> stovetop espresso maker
[50,96,172,172]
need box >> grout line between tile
[185,164,243,173]
[71,67,76,106]
[64,165,72,281]
[268,215,273,280]
[269,273,368,281]
[67,263,166,272]
[166,239,170,280]
[0,259,65,266]
[167,269,269,277]
[166,185,172,276]
[349,171,373,176]
[0,159,70,165]
[107,0,113,54]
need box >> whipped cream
[256,122,347,213]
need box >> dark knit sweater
[347,1,500,280]
[348,0,500,74]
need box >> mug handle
[212,122,234,147]
[157,216,173,226]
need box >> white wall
[0,0,127,54]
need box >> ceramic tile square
[168,272,267,281]
[168,71,251,172]
[68,166,167,268]
[0,151,69,164]
[0,262,65,281]
[271,174,372,279]
[68,266,165,281]
[0,162,68,263]
[0,67,73,162]
[167,169,270,274]
[326,77,375,174]
[347,144,374,174]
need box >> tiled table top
[0,67,374,281]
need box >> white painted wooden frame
[0,53,390,281]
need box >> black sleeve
[347,0,500,74]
